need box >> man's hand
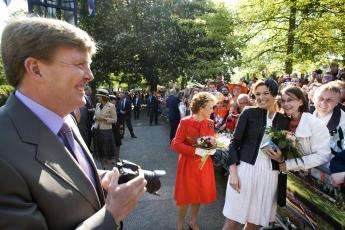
[100,169,115,192]
[105,168,147,224]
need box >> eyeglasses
[281,98,298,104]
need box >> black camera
[116,159,166,195]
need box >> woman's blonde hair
[190,92,216,114]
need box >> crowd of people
[167,67,345,229]
[0,15,344,230]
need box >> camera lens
[116,160,166,195]
[143,170,166,194]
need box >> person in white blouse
[178,92,187,118]
[313,83,345,186]
[278,86,331,172]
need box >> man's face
[315,90,339,115]
[237,98,250,110]
[221,87,229,96]
[85,87,92,96]
[233,85,241,97]
[37,47,93,115]
[331,65,338,73]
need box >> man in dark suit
[166,88,181,142]
[149,91,160,125]
[146,91,152,116]
[73,89,94,149]
[0,17,146,229]
[132,92,142,120]
[117,92,137,138]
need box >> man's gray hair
[237,93,250,103]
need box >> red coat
[171,116,216,205]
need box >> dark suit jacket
[117,97,132,119]
[227,106,290,170]
[75,96,94,146]
[166,95,180,122]
[0,94,116,229]
[133,96,142,107]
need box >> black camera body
[115,159,166,195]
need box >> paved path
[118,112,227,230]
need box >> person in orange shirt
[214,93,229,132]
[224,94,252,133]
[171,92,217,230]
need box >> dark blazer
[166,95,181,122]
[133,96,142,107]
[150,95,159,110]
[77,96,94,146]
[117,97,132,119]
[227,106,290,170]
[0,94,116,229]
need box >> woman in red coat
[171,92,217,230]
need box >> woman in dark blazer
[222,80,290,230]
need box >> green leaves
[79,0,242,90]
[237,0,345,74]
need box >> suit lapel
[7,94,101,210]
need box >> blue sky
[0,0,27,37]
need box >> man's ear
[24,57,42,78]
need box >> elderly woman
[92,89,117,169]
[171,92,217,230]
[279,86,331,173]
[312,83,345,186]
[223,80,290,230]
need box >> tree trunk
[148,76,158,92]
[180,75,187,90]
[285,0,297,74]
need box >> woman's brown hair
[281,86,309,113]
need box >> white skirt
[223,152,278,227]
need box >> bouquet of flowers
[263,127,304,164]
[263,127,304,207]
[196,136,229,170]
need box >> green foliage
[0,55,14,106]
[237,0,345,74]
[0,85,14,106]
[176,3,241,83]
[79,0,242,90]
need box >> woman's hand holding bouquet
[194,136,217,170]
[192,135,230,170]
[261,128,303,173]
